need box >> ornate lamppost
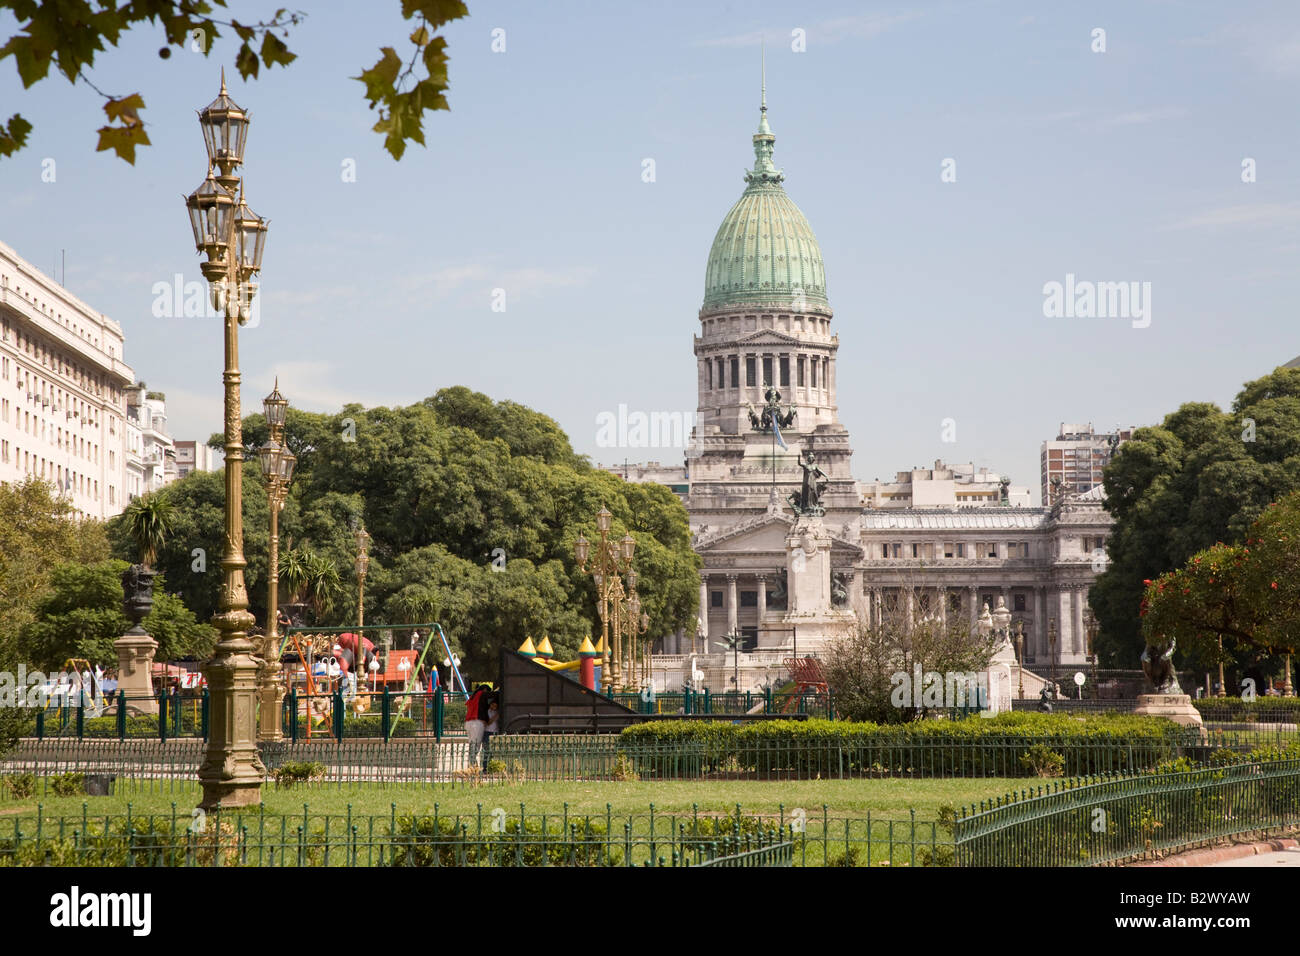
[1048,616,1058,697]
[355,525,371,629]
[1013,619,1025,699]
[621,573,649,690]
[1082,606,1100,700]
[574,507,635,692]
[256,381,295,741]
[186,72,269,809]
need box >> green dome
[702,105,828,313]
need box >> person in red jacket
[465,684,488,765]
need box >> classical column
[698,575,709,652]
[905,588,914,630]
[968,586,978,631]
[726,573,738,636]
[937,587,947,626]
[756,573,767,642]
[1072,585,1085,656]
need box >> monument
[783,447,856,652]
[1134,636,1204,731]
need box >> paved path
[1210,848,1300,867]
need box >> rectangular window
[949,593,961,612]
[810,358,817,388]
[762,356,773,387]
[891,543,902,558]
[746,357,756,387]
[779,356,789,387]
[797,356,806,387]
[729,357,739,388]
[944,543,954,558]
[707,361,713,390]
[987,544,997,558]
[1014,594,1026,611]
[711,591,723,608]
[739,590,758,608]
[956,543,966,558]
[716,358,724,389]
[912,543,920,558]
[880,544,889,558]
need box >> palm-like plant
[123,495,174,568]
[305,550,342,621]
[279,546,311,604]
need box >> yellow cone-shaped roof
[536,635,554,658]
[517,636,537,657]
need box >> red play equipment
[782,657,829,714]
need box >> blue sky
[3,0,1299,504]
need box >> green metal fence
[953,759,1300,866]
[0,802,933,867]
[610,690,835,719]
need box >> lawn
[2,776,1022,822]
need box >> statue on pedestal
[787,447,828,517]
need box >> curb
[1132,837,1299,867]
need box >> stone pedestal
[782,514,856,653]
[111,632,160,715]
[1134,693,1205,731]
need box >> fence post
[333,689,344,740]
[288,689,298,744]
[117,697,127,741]
[703,689,711,715]
[434,688,444,741]
[158,692,167,744]
[75,698,85,739]
[683,687,691,715]
[201,688,210,741]
[35,708,44,740]
[381,686,392,742]
[170,688,181,737]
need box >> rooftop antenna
[761,36,766,116]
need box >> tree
[1092,367,1300,665]
[21,560,217,669]
[1140,492,1300,692]
[0,0,469,163]
[122,494,175,567]
[824,567,999,723]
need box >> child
[483,696,499,770]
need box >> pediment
[694,511,864,557]
[734,329,804,346]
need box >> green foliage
[50,772,85,797]
[21,560,217,669]
[1193,696,1300,721]
[1,773,35,799]
[1018,744,1065,778]
[1093,367,1300,666]
[1139,491,1300,678]
[272,761,326,788]
[618,714,1189,778]
[291,716,415,738]
[390,812,620,867]
[0,2,467,164]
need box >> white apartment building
[174,439,220,479]
[862,460,1033,509]
[124,384,175,496]
[0,241,134,518]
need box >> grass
[1,777,1020,822]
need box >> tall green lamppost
[186,72,269,808]
[257,381,295,741]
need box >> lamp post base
[198,635,266,809]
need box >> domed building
[688,86,866,662]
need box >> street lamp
[575,507,636,692]
[187,71,269,809]
[1048,617,1058,697]
[256,380,295,741]
[1014,619,1025,699]
[355,525,371,628]
[1082,606,1100,700]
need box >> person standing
[483,695,500,771]
[464,684,487,767]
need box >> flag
[772,418,788,450]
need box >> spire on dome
[746,41,782,186]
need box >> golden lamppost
[621,573,649,689]
[186,71,269,808]
[1082,606,1100,700]
[1014,619,1025,700]
[355,525,371,624]
[1048,616,1058,697]
[574,507,635,692]
[256,381,295,741]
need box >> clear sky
[3,0,1298,505]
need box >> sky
[3,0,1299,505]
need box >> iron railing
[953,759,1300,866]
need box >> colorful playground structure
[515,635,602,690]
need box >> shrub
[293,716,416,738]
[1019,745,1065,778]
[50,772,85,796]
[2,773,36,799]
[272,761,326,789]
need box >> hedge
[616,713,1191,778]
[293,716,416,738]
[1193,697,1300,722]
